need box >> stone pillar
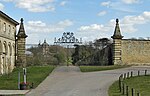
[0,54,2,74]
[111,19,123,65]
[16,18,27,67]
[112,39,122,64]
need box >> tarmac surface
[25,66,150,96]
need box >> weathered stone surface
[0,11,19,74]
[112,39,122,65]
[121,39,150,65]
[16,18,27,67]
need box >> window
[3,23,6,32]
[12,27,15,36]
[8,25,11,34]
[0,20,1,31]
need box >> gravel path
[26,66,150,96]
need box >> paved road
[26,66,150,96]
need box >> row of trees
[26,45,69,66]
[26,38,112,66]
[72,38,112,65]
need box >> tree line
[26,38,112,66]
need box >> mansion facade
[0,11,27,74]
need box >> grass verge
[0,66,55,90]
[79,65,129,72]
[109,75,150,96]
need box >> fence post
[138,70,140,76]
[145,70,147,76]
[18,71,20,90]
[122,83,125,95]
[119,75,121,92]
[124,73,126,79]
[137,92,140,96]
[131,88,134,96]
[126,86,129,96]
[131,71,133,77]
[127,72,129,78]
[121,74,123,78]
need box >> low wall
[121,39,150,65]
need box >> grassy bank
[79,65,129,72]
[0,66,55,90]
[109,75,150,96]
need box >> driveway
[26,66,150,96]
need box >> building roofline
[0,11,19,25]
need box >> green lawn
[79,65,129,72]
[109,75,150,96]
[0,66,55,90]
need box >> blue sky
[0,0,150,44]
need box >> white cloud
[27,21,46,27]
[104,12,149,34]
[100,1,138,13]
[101,0,139,6]
[143,11,150,19]
[122,0,139,4]
[26,34,40,44]
[121,11,150,33]
[100,1,111,7]
[60,1,67,6]
[2,0,13,1]
[58,19,73,27]
[0,3,4,10]
[3,0,55,12]
[26,19,73,33]
[121,24,137,33]
[17,0,55,12]
[25,19,73,44]
[79,24,104,32]
[97,11,107,16]
[76,11,150,42]
[122,16,145,25]
[77,23,111,42]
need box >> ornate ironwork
[54,32,82,66]
[54,32,82,45]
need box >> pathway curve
[26,66,150,96]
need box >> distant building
[38,39,49,57]
[25,51,33,57]
[0,11,27,74]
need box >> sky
[0,0,150,45]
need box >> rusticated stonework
[16,18,27,67]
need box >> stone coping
[0,90,30,95]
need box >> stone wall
[121,39,150,65]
